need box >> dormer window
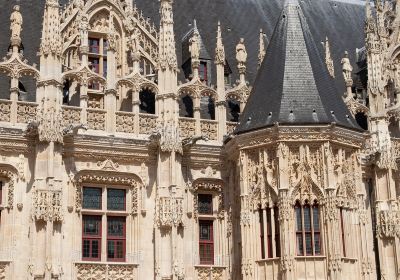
[199,61,208,84]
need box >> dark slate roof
[0,0,365,98]
[235,0,361,134]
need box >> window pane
[107,217,125,237]
[116,241,124,259]
[91,240,99,258]
[313,206,320,231]
[314,233,321,255]
[83,216,101,236]
[83,188,102,210]
[296,207,302,231]
[304,206,311,231]
[274,207,281,257]
[297,234,303,255]
[107,189,126,211]
[198,194,213,214]
[83,240,90,258]
[305,233,313,255]
[199,243,213,264]
[107,240,115,259]
[199,222,212,241]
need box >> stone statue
[189,34,200,61]
[236,38,247,65]
[128,28,141,54]
[10,5,23,40]
[341,51,353,81]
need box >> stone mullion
[263,208,269,259]
[10,76,18,125]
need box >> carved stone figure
[236,38,247,65]
[189,34,200,61]
[10,5,23,40]
[341,51,353,81]
[128,28,141,55]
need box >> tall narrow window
[199,62,208,84]
[340,208,346,257]
[295,201,322,256]
[259,208,265,259]
[89,38,100,54]
[82,216,101,261]
[198,194,213,215]
[107,217,126,262]
[259,206,280,259]
[199,220,214,265]
[0,181,3,205]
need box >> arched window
[295,200,321,256]
[200,96,215,120]
[226,99,240,122]
[139,89,155,114]
[179,94,194,118]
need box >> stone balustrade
[201,120,218,141]
[226,121,237,135]
[116,111,135,133]
[179,117,196,138]
[17,101,38,124]
[0,100,11,123]
[75,262,138,280]
[87,108,107,130]
[194,265,226,280]
[139,113,157,134]
[62,105,82,127]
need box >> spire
[215,21,225,65]
[40,0,62,58]
[258,29,266,68]
[235,0,360,134]
[158,0,177,72]
[324,37,334,78]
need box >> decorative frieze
[76,263,137,280]
[62,106,82,127]
[226,121,237,135]
[32,189,63,222]
[195,266,226,280]
[376,209,400,238]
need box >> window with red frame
[295,201,321,256]
[89,58,100,74]
[198,194,213,215]
[89,38,100,54]
[340,208,346,257]
[82,215,101,261]
[259,206,280,259]
[107,189,126,211]
[107,217,126,261]
[83,187,102,210]
[199,62,208,84]
[199,220,213,265]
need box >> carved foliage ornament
[32,189,63,222]
[156,196,183,228]
[0,168,16,209]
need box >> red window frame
[199,220,214,265]
[0,181,3,205]
[266,207,273,258]
[82,187,102,210]
[107,188,126,211]
[259,208,265,259]
[340,208,346,257]
[274,206,281,257]
[107,216,126,262]
[82,215,102,261]
[198,194,213,215]
[199,62,208,84]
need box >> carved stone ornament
[280,255,294,272]
[172,260,185,280]
[0,167,17,209]
[156,196,183,228]
[150,121,183,154]
[328,253,342,273]
[75,172,141,215]
[32,189,63,222]
[76,263,137,280]
[96,159,120,172]
[10,5,22,42]
[37,106,64,144]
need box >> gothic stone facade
[0,0,396,279]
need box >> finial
[189,19,200,78]
[324,37,334,78]
[158,0,177,71]
[215,21,225,65]
[258,29,266,68]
